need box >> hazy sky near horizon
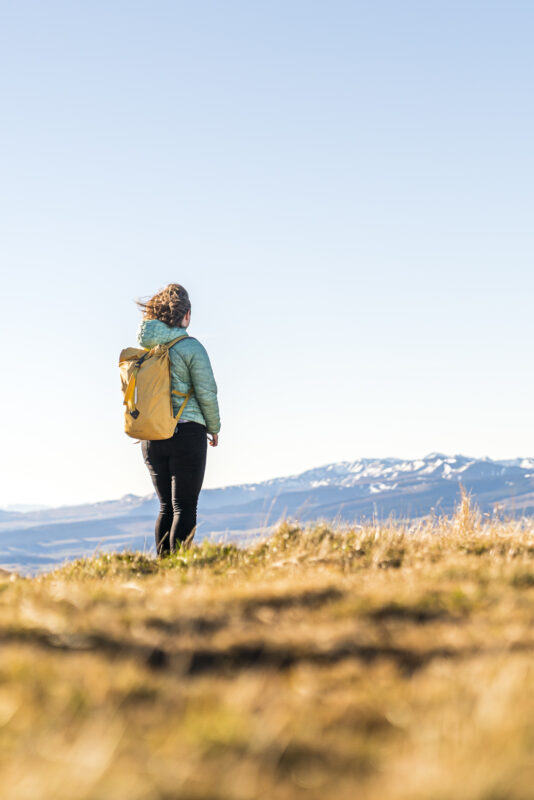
[2,1,534,507]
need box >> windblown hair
[137,284,191,328]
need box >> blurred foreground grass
[3,495,534,798]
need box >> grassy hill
[2,495,534,799]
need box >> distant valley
[2,453,534,573]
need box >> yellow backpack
[119,335,192,440]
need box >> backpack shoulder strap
[167,336,197,418]
[167,335,197,348]
[166,335,189,348]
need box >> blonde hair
[137,284,191,328]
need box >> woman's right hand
[208,433,219,447]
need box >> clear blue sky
[1,1,533,506]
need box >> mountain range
[3,453,534,573]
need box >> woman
[136,283,220,555]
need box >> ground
[2,495,534,799]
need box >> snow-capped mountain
[2,454,534,573]
[199,453,534,507]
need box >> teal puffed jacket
[137,318,221,434]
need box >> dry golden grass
[2,494,534,799]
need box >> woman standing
[136,284,220,554]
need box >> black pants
[142,422,208,554]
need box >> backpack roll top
[119,336,192,440]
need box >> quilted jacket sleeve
[188,341,221,434]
